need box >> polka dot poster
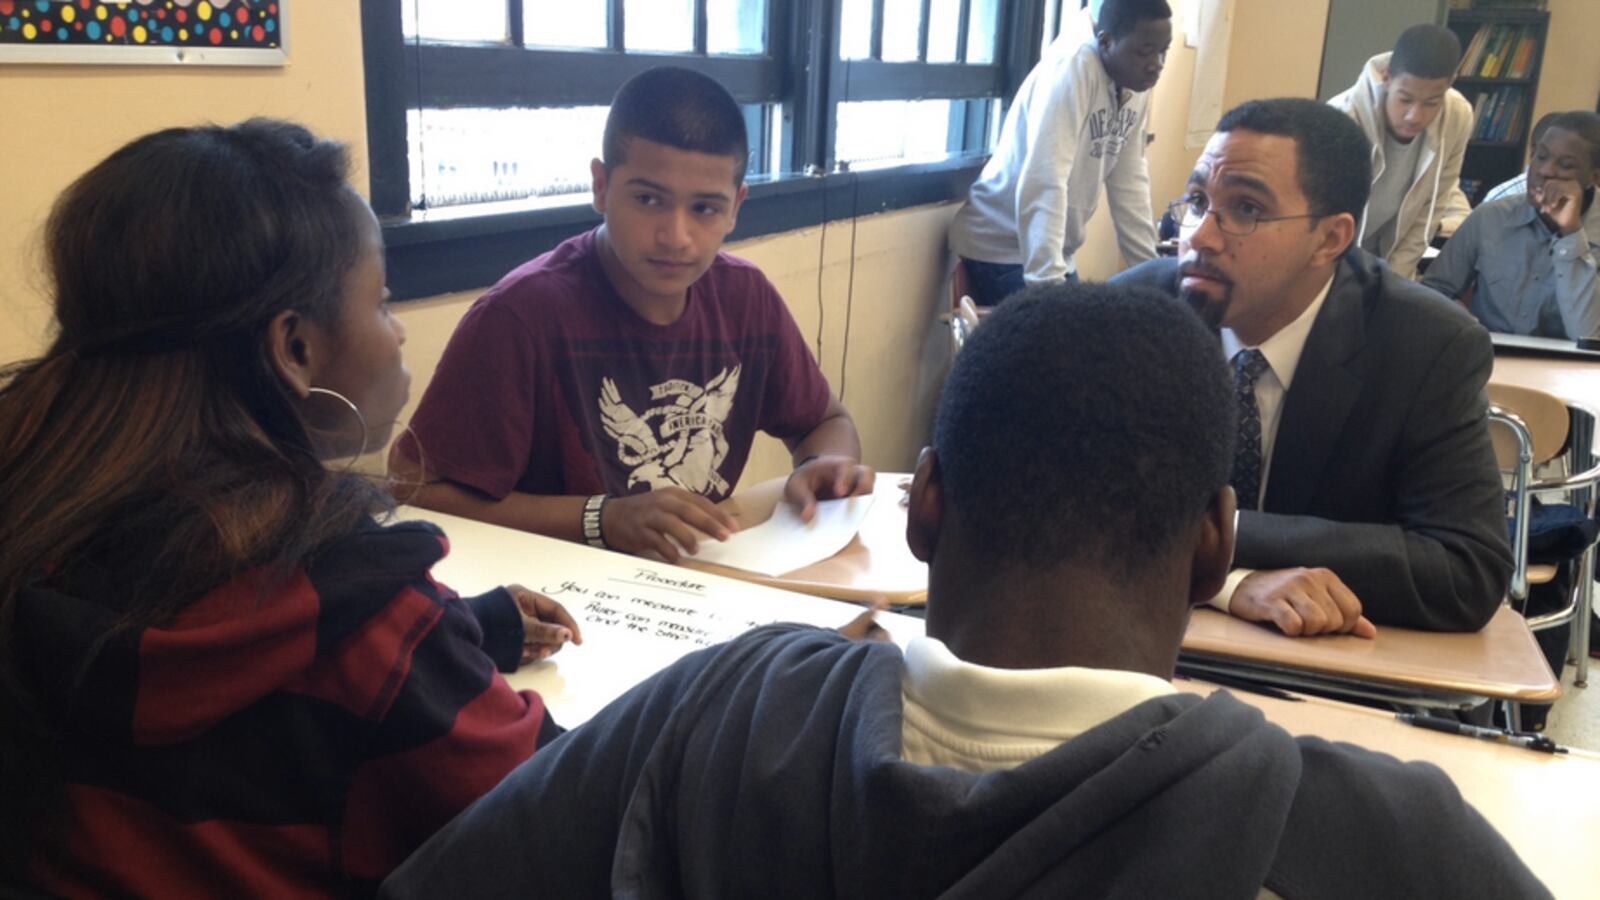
[0,0,282,56]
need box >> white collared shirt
[1213,275,1335,611]
[900,635,1176,771]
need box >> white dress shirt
[900,635,1176,772]
[1213,275,1335,611]
[898,635,1286,900]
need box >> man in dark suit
[1113,98,1510,636]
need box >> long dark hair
[0,119,389,874]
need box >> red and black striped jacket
[15,518,560,897]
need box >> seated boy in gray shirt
[1424,111,1600,340]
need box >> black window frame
[361,0,1054,300]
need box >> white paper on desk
[686,494,875,576]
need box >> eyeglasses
[1167,197,1322,237]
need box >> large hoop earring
[307,386,368,460]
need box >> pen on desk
[1394,713,1568,754]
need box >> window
[383,0,781,213]
[361,0,1048,298]
[829,0,1007,170]
[1037,0,1107,56]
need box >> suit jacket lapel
[1263,264,1367,514]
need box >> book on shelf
[1489,89,1516,141]
[1455,21,1543,80]
[1485,25,1517,77]
[1458,26,1488,77]
[1507,29,1538,79]
[1491,27,1519,78]
[1471,86,1530,143]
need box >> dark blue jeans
[961,258,1075,307]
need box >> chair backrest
[1487,383,1568,467]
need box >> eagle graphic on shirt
[599,366,740,496]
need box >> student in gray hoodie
[1329,24,1474,280]
[380,284,1546,900]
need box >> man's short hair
[1216,98,1372,222]
[1543,111,1600,169]
[934,283,1234,574]
[602,66,750,185]
[1390,24,1462,80]
[1097,0,1173,40]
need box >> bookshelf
[1446,7,1550,205]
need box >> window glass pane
[926,0,960,63]
[1041,0,1062,56]
[966,0,999,64]
[522,0,608,49]
[836,99,955,169]
[840,0,872,60]
[401,0,508,44]
[708,0,766,55]
[625,0,693,52]
[881,0,921,62]
[409,106,773,211]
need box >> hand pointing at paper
[785,455,877,523]
[507,583,584,666]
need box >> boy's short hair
[1390,24,1462,80]
[1216,98,1372,222]
[933,282,1234,575]
[601,66,750,186]
[1543,111,1600,169]
[1097,0,1173,40]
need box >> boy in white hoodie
[947,0,1170,305]
[1329,24,1473,280]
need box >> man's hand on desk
[602,489,739,564]
[1229,568,1378,639]
[507,584,585,665]
[785,455,876,523]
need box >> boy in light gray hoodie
[1329,24,1473,280]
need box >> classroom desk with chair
[1493,339,1600,687]
[397,507,1592,899]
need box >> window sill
[382,155,986,301]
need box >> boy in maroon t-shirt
[390,67,874,562]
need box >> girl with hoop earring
[0,120,580,896]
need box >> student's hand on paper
[506,583,584,665]
[1534,178,1585,237]
[837,601,890,642]
[602,488,738,564]
[1229,568,1378,639]
[785,456,876,523]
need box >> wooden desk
[1494,352,1600,410]
[679,473,929,606]
[393,507,927,724]
[400,509,1585,897]
[1180,607,1561,707]
[1175,681,1598,900]
[684,471,1560,707]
